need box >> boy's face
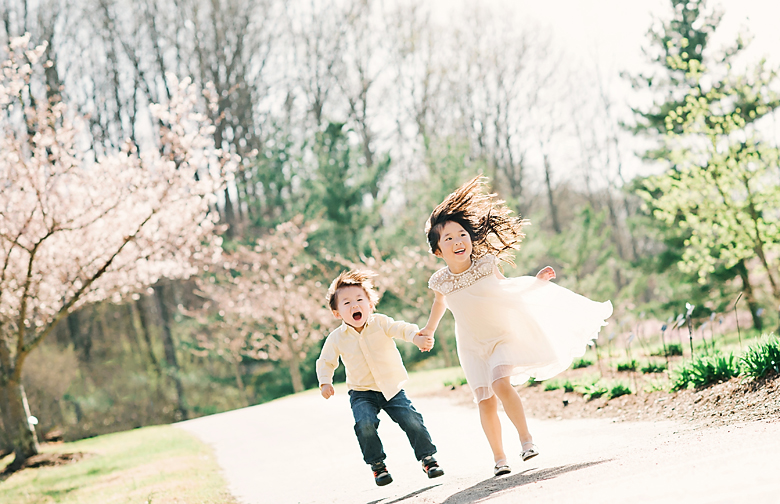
[332,285,374,329]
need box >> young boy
[316,269,444,486]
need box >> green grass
[0,425,236,504]
[571,358,593,369]
[543,380,561,391]
[608,382,632,399]
[740,336,780,380]
[652,343,683,357]
[576,382,608,401]
[671,352,741,391]
[616,360,637,372]
[641,361,667,374]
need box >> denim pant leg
[382,390,437,461]
[349,390,385,465]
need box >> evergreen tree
[629,0,780,328]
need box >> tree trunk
[287,354,304,393]
[134,298,162,377]
[0,379,39,467]
[153,284,188,420]
[542,152,561,234]
[735,260,763,331]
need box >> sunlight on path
[178,390,780,504]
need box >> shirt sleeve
[376,314,419,343]
[316,333,340,386]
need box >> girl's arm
[419,290,447,337]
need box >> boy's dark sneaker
[421,455,444,478]
[371,461,393,486]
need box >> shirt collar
[340,313,375,335]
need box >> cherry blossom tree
[0,35,235,467]
[193,217,332,394]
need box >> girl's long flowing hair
[425,175,528,264]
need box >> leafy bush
[671,352,740,390]
[740,337,780,379]
[641,361,667,374]
[666,343,683,356]
[608,382,632,399]
[443,377,468,388]
[653,343,683,357]
[616,360,637,372]
[526,376,541,387]
[562,380,576,393]
[576,382,607,401]
[643,379,668,393]
[571,358,593,369]
[543,380,561,391]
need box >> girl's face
[332,285,374,331]
[434,221,473,273]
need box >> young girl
[418,175,613,476]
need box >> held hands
[414,328,435,352]
[320,384,335,399]
[536,266,556,281]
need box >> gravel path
[177,388,780,504]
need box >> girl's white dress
[429,254,613,402]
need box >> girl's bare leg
[492,377,533,444]
[477,395,506,463]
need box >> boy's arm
[376,314,432,352]
[316,335,340,399]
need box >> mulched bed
[433,371,780,428]
[1,451,88,476]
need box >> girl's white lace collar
[428,255,495,295]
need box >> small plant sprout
[686,303,695,358]
[709,312,716,348]
[734,292,744,349]
[660,323,670,371]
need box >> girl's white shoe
[494,459,511,476]
[521,442,539,461]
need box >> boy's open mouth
[454,247,466,255]
[352,310,363,322]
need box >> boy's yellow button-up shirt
[316,313,419,401]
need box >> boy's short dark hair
[327,270,380,310]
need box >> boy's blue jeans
[349,389,437,465]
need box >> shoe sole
[375,474,393,486]
[522,451,539,462]
[426,469,444,478]
[494,467,511,476]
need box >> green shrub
[608,382,632,399]
[671,352,740,390]
[666,343,683,356]
[740,337,780,379]
[653,343,683,357]
[643,379,669,393]
[443,377,468,388]
[526,376,540,387]
[571,358,593,369]
[562,380,576,393]
[576,382,607,401]
[616,360,637,372]
[543,380,560,391]
[641,361,667,374]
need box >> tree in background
[630,0,780,328]
[0,37,234,467]
[194,218,332,394]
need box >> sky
[465,0,780,72]
[426,0,780,183]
